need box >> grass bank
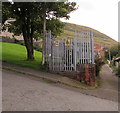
[0,42,42,70]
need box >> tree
[2,2,44,60]
[40,2,77,64]
[105,43,120,60]
[2,2,77,62]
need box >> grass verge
[1,42,42,70]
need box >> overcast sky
[7,0,119,41]
[61,0,119,42]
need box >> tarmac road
[2,69,118,111]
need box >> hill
[58,22,117,47]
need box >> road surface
[2,69,118,111]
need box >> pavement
[1,62,119,102]
[2,69,118,111]
[1,62,93,89]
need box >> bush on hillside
[2,36,15,43]
[14,38,42,52]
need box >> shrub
[33,45,42,52]
[95,56,105,76]
[116,65,120,77]
[14,38,42,52]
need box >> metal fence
[45,30,94,72]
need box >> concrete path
[77,64,119,102]
[2,70,118,111]
[100,64,118,91]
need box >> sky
[7,0,119,41]
[61,0,119,42]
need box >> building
[94,43,107,58]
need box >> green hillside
[58,22,117,47]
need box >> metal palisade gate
[45,30,94,72]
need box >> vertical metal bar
[49,31,52,70]
[68,41,70,71]
[90,32,92,64]
[78,39,79,64]
[53,41,55,71]
[67,42,68,71]
[79,40,80,64]
[58,44,59,71]
[70,39,72,71]
[81,35,83,64]
[64,39,66,71]
[56,44,57,71]
[91,32,94,64]
[61,39,62,71]
[79,31,81,64]
[62,39,64,71]
[69,42,70,71]
[83,32,84,64]
[85,32,87,64]
[69,39,71,71]
[53,40,55,71]
[56,43,59,71]
[71,39,73,71]
[89,33,91,64]
[74,31,77,71]
[63,39,65,71]
[88,31,91,64]
[56,45,58,71]
[65,39,67,71]
[48,32,50,70]
[84,32,86,64]
[84,33,86,64]
[45,32,47,62]
[68,41,69,71]
[50,37,52,71]
[86,32,88,64]
[56,44,58,71]
[82,32,83,64]
[59,40,61,71]
[87,32,89,64]
[52,38,53,71]
[67,40,69,71]
[76,32,78,64]
[79,33,81,64]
